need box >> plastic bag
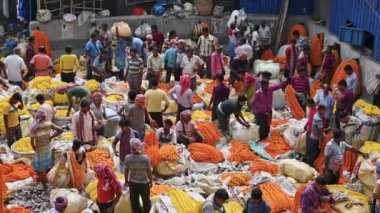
[230,121,259,142]
[111,22,132,38]
[273,89,286,109]
[279,159,317,183]
[253,60,281,79]
[358,159,376,190]
[294,131,307,155]
[135,22,152,39]
[227,8,246,28]
[50,188,99,213]
[47,164,70,187]
[213,5,224,17]
[115,193,133,213]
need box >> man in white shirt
[344,64,358,95]
[197,27,216,78]
[147,47,164,82]
[181,48,204,91]
[258,21,272,47]
[4,47,26,90]
[235,38,253,61]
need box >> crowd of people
[0,18,379,213]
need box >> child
[156,119,177,145]
[243,187,271,213]
[112,119,139,171]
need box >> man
[235,38,253,63]
[339,112,363,147]
[36,94,53,121]
[258,21,271,48]
[60,45,79,83]
[197,27,216,78]
[305,105,328,167]
[252,79,287,140]
[129,36,144,59]
[25,36,35,80]
[243,187,271,213]
[285,39,299,78]
[118,90,137,119]
[344,64,358,94]
[91,92,107,136]
[151,25,164,50]
[85,33,103,80]
[316,83,335,126]
[145,79,169,127]
[164,40,177,83]
[209,74,230,121]
[99,23,113,70]
[296,46,310,71]
[335,80,355,129]
[4,47,26,89]
[217,95,250,133]
[181,47,204,91]
[124,138,153,213]
[29,46,53,77]
[324,130,367,184]
[176,110,205,147]
[292,30,308,52]
[305,99,318,136]
[92,49,108,82]
[56,84,91,117]
[72,99,97,146]
[211,46,225,78]
[301,176,334,213]
[202,188,229,213]
[251,25,262,60]
[3,92,23,146]
[147,47,164,82]
[320,46,336,84]
[126,48,144,93]
[229,52,249,86]
[291,68,310,111]
[128,94,155,140]
[113,119,139,170]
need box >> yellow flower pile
[84,79,100,92]
[55,109,72,118]
[354,99,380,116]
[30,76,52,94]
[192,110,211,120]
[168,189,200,212]
[52,81,69,105]
[29,103,41,111]
[105,94,124,102]
[12,137,35,153]
[60,132,74,140]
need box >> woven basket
[194,0,213,16]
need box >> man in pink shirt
[72,99,97,146]
[211,46,225,78]
[305,99,318,135]
[251,79,287,140]
[30,46,53,76]
[285,39,299,78]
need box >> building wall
[329,0,380,61]
[240,0,313,15]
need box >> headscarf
[30,110,46,135]
[244,73,255,86]
[130,138,144,152]
[92,92,103,101]
[135,94,146,109]
[146,34,153,40]
[54,197,68,211]
[94,163,122,194]
[180,75,190,96]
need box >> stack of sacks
[353,99,380,141]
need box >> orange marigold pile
[220,172,251,187]
[229,140,258,164]
[158,145,179,162]
[86,149,114,170]
[248,159,279,176]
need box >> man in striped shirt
[126,48,144,93]
[197,27,216,78]
[291,68,310,111]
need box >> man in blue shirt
[316,83,335,126]
[164,40,177,83]
[128,36,144,60]
[85,33,103,79]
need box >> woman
[169,75,193,123]
[229,52,248,86]
[64,140,87,191]
[242,73,255,108]
[95,163,122,213]
[175,110,204,147]
[31,110,63,189]
[115,27,128,80]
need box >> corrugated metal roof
[329,0,380,60]
[240,0,313,15]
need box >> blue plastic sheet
[248,141,275,161]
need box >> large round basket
[11,144,35,160]
[53,106,72,127]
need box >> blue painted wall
[329,0,380,61]
[240,0,313,15]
